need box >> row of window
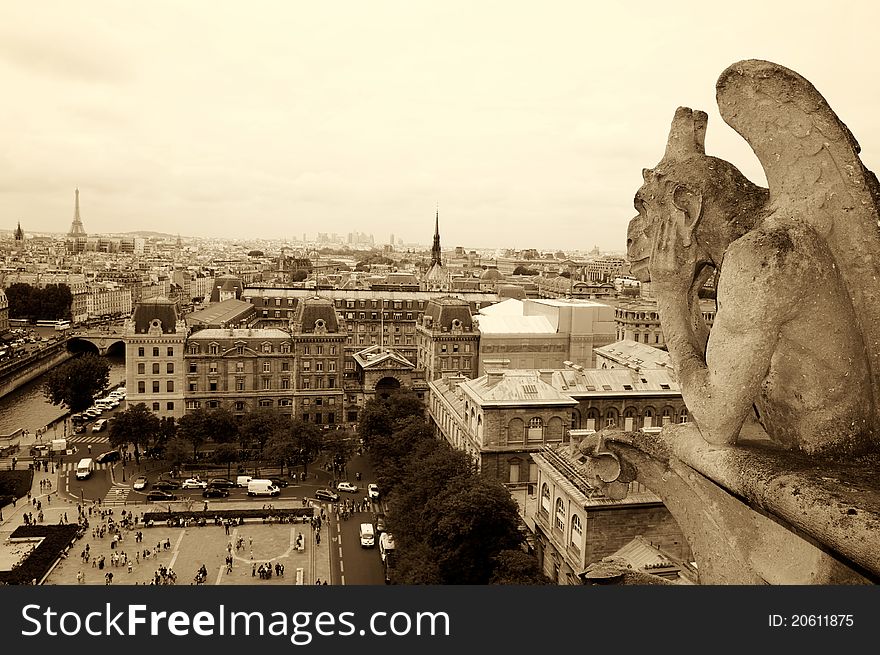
[540,484,583,551]
[189,343,293,355]
[186,361,292,374]
[136,346,175,357]
[137,362,175,374]
[137,381,175,393]
[188,377,292,392]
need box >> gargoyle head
[628,107,764,283]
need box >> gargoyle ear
[642,168,654,183]
[671,184,703,246]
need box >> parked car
[146,490,177,502]
[91,418,108,433]
[376,513,387,534]
[95,450,121,464]
[203,487,229,498]
[269,477,289,488]
[181,478,208,489]
[368,483,380,501]
[314,489,340,502]
[132,476,148,491]
[152,479,179,491]
[336,481,359,493]
[208,478,236,489]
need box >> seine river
[0,355,126,436]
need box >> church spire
[431,206,442,267]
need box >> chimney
[486,369,505,385]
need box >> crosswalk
[66,435,110,444]
[59,461,115,473]
[102,485,133,506]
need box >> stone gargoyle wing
[716,58,880,419]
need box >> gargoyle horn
[664,107,708,160]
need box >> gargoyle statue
[629,59,880,456]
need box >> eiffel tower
[67,188,87,237]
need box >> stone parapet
[576,424,879,584]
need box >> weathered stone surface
[578,426,877,584]
[628,59,880,457]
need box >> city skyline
[1,1,878,250]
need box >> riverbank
[0,340,73,402]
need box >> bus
[35,319,71,330]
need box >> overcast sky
[1,1,876,252]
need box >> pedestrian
[252,563,256,577]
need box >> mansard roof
[292,296,339,333]
[132,299,179,334]
[422,296,474,331]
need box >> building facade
[614,298,716,348]
[415,297,481,381]
[183,328,294,416]
[124,299,187,419]
[290,297,345,427]
[428,364,688,486]
[531,442,692,585]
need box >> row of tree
[4,282,73,321]
[107,403,339,478]
[359,390,549,585]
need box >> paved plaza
[1,442,334,585]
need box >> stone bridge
[67,328,126,356]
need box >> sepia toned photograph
[1,0,878,603]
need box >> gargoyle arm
[657,236,797,445]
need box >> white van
[247,479,280,497]
[75,458,94,480]
[236,475,253,488]
[379,532,395,560]
[359,523,375,548]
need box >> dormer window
[451,319,462,330]
[262,343,272,353]
[209,343,218,355]
[315,319,326,330]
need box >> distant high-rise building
[67,188,88,253]
[68,188,87,237]
[390,233,395,245]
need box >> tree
[424,476,524,584]
[359,389,425,447]
[238,407,287,457]
[247,250,264,257]
[489,550,552,585]
[323,429,357,478]
[370,416,433,493]
[264,432,298,476]
[42,354,110,412]
[164,437,191,477]
[213,443,240,479]
[109,403,160,464]
[388,441,476,546]
[288,420,323,475]
[206,407,239,444]
[4,283,37,319]
[176,408,212,460]
[291,270,309,282]
[512,266,538,276]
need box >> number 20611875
[769,615,854,627]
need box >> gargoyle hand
[648,208,700,295]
